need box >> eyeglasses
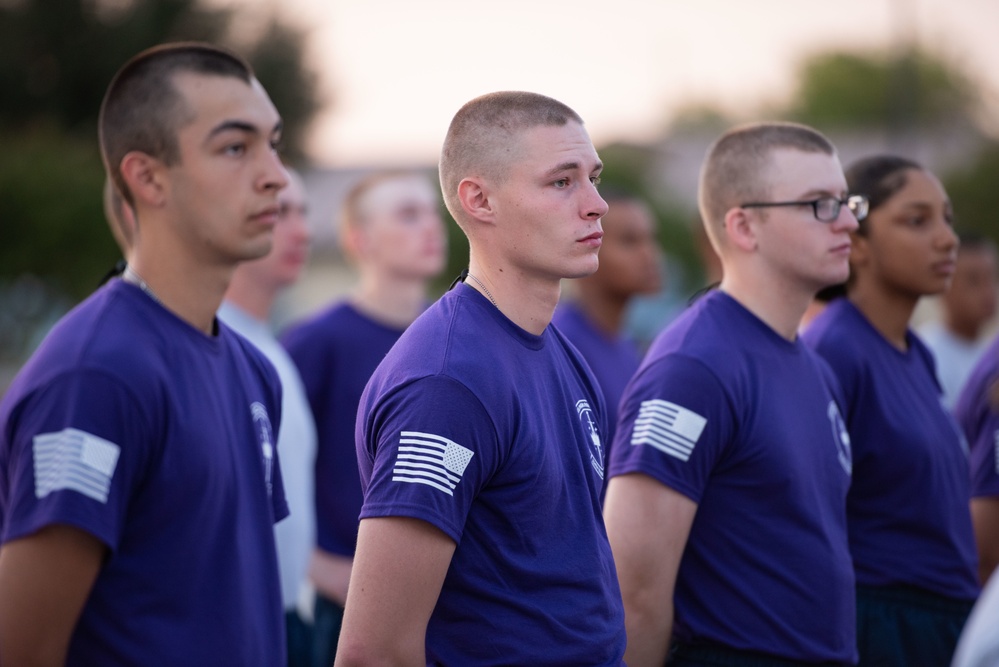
[741,195,869,223]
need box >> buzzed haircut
[439,91,583,222]
[698,121,835,246]
[340,170,432,235]
[99,42,253,207]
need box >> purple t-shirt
[955,332,999,498]
[357,283,626,665]
[609,290,856,664]
[282,301,405,557]
[0,280,288,666]
[552,301,643,462]
[804,298,979,601]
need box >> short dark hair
[98,42,253,206]
[439,91,583,224]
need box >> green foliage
[0,0,325,363]
[786,48,977,131]
[0,127,118,299]
[943,141,999,242]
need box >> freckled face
[489,122,609,282]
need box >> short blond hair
[438,91,582,224]
[698,121,835,247]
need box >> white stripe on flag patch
[392,431,473,496]
[33,428,121,503]
[630,399,707,462]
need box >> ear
[120,151,167,209]
[723,206,758,252]
[457,177,496,225]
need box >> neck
[128,243,232,336]
[466,254,560,336]
[718,268,813,341]
[574,284,628,336]
[224,272,277,323]
[849,282,918,350]
[352,271,428,329]
[944,312,981,341]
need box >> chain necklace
[464,272,498,308]
[122,265,162,305]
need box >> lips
[579,231,604,244]
[251,205,280,226]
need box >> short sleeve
[1,369,154,551]
[358,375,502,543]
[608,354,735,503]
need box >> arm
[309,548,353,607]
[0,524,107,667]
[334,516,457,667]
[972,496,999,586]
[604,473,697,667]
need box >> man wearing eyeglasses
[604,122,864,666]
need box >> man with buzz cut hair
[335,91,626,666]
[0,42,290,666]
[280,168,447,667]
[605,122,862,666]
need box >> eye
[223,143,246,157]
[270,136,285,154]
[553,178,569,189]
[590,175,602,187]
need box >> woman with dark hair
[802,155,979,666]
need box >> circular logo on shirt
[827,401,852,475]
[576,399,604,479]
[251,402,275,496]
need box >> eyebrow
[207,119,283,141]
[544,160,603,178]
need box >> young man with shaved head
[0,43,290,665]
[604,122,863,666]
[335,92,626,666]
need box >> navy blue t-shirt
[610,290,856,664]
[0,280,288,666]
[357,283,626,665]
[804,298,979,601]
[282,301,406,557]
[955,332,999,499]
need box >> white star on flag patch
[33,428,121,503]
[630,399,707,462]
[392,431,473,496]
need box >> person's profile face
[589,199,662,297]
[488,122,608,283]
[861,168,958,298]
[749,148,857,291]
[164,72,288,265]
[358,176,447,280]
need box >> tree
[0,0,326,365]
[782,48,979,134]
[943,141,999,242]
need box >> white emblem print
[251,402,274,496]
[576,399,604,479]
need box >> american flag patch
[630,400,707,462]
[392,431,474,496]
[33,428,121,503]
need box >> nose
[260,150,289,194]
[585,183,609,220]
[937,220,958,251]
[833,204,860,233]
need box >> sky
[238,0,999,168]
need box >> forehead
[510,122,600,175]
[360,176,437,213]
[604,200,653,231]
[172,72,280,138]
[887,168,947,205]
[766,148,846,199]
[279,172,306,206]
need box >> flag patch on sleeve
[33,428,121,503]
[392,431,473,496]
[630,400,707,462]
